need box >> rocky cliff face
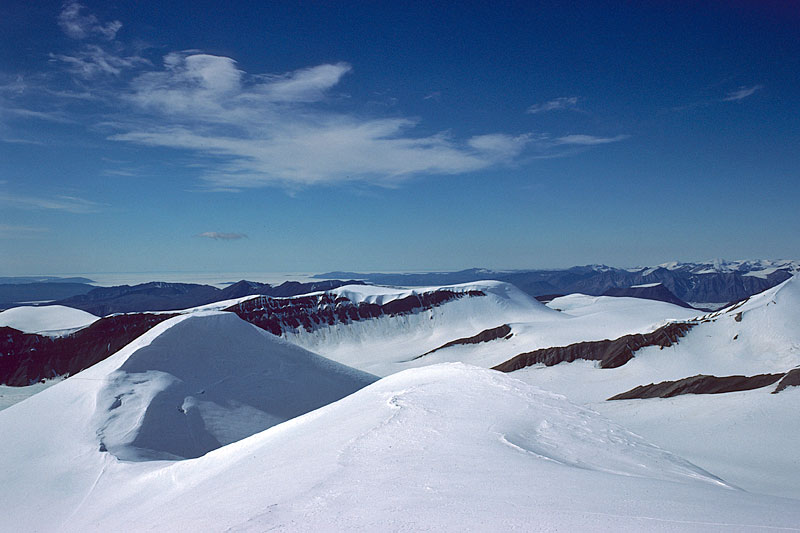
[226,288,487,337]
[492,322,695,371]
[0,313,177,386]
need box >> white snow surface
[3,278,800,529]
[0,304,99,335]
[0,311,375,463]
[513,275,800,499]
[285,282,700,376]
[4,361,800,531]
[630,258,800,277]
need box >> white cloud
[0,193,102,213]
[527,96,579,114]
[0,224,48,238]
[467,134,533,159]
[723,85,763,102]
[108,54,544,187]
[51,45,148,78]
[554,134,629,145]
[4,107,74,123]
[58,2,122,40]
[256,63,352,103]
[198,232,247,240]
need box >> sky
[1,1,798,276]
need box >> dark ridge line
[773,368,800,394]
[492,322,695,372]
[0,313,178,386]
[608,372,786,400]
[409,324,512,361]
[226,289,487,337]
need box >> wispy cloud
[50,45,149,78]
[4,107,74,123]
[527,96,579,114]
[0,193,103,213]
[197,232,247,240]
[0,224,49,238]
[723,84,763,102]
[554,134,629,145]
[107,52,547,188]
[58,1,122,41]
[0,137,46,146]
[5,6,629,191]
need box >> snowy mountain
[0,305,99,335]
[504,274,800,499]
[1,275,799,528]
[254,282,700,376]
[52,279,365,316]
[4,353,800,530]
[315,259,799,306]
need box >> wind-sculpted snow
[7,363,800,531]
[0,305,99,334]
[90,312,376,460]
[251,281,561,375]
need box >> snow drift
[1,311,376,463]
[0,304,98,335]
[5,362,800,531]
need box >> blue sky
[1,1,798,276]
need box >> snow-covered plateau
[0,304,98,335]
[0,276,798,531]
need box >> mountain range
[318,259,800,307]
[1,264,799,529]
[1,275,799,529]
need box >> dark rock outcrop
[773,368,800,394]
[492,322,695,372]
[227,289,486,337]
[0,313,177,386]
[411,324,512,361]
[609,373,786,400]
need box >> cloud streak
[0,193,102,213]
[198,232,247,240]
[0,224,48,238]
[554,134,629,145]
[51,45,149,78]
[723,85,763,102]
[58,2,122,40]
[527,96,579,114]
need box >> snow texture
[0,304,99,335]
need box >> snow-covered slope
[4,363,800,531]
[0,304,99,335]
[0,311,375,462]
[269,283,700,376]
[641,258,800,277]
[510,275,800,499]
[241,281,561,375]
